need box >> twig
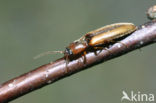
[0,20,156,103]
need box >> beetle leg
[93,47,111,55]
[110,40,128,49]
[82,51,87,64]
[93,47,102,55]
[93,47,103,50]
[116,41,128,49]
[103,47,111,54]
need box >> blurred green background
[0,0,156,103]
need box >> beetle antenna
[33,51,64,59]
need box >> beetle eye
[65,48,73,55]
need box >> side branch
[0,20,156,103]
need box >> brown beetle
[35,23,137,67]
[64,23,137,58]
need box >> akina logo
[121,91,154,102]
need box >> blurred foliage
[0,0,156,103]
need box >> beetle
[64,23,137,58]
[35,22,137,68]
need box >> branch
[0,20,156,103]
